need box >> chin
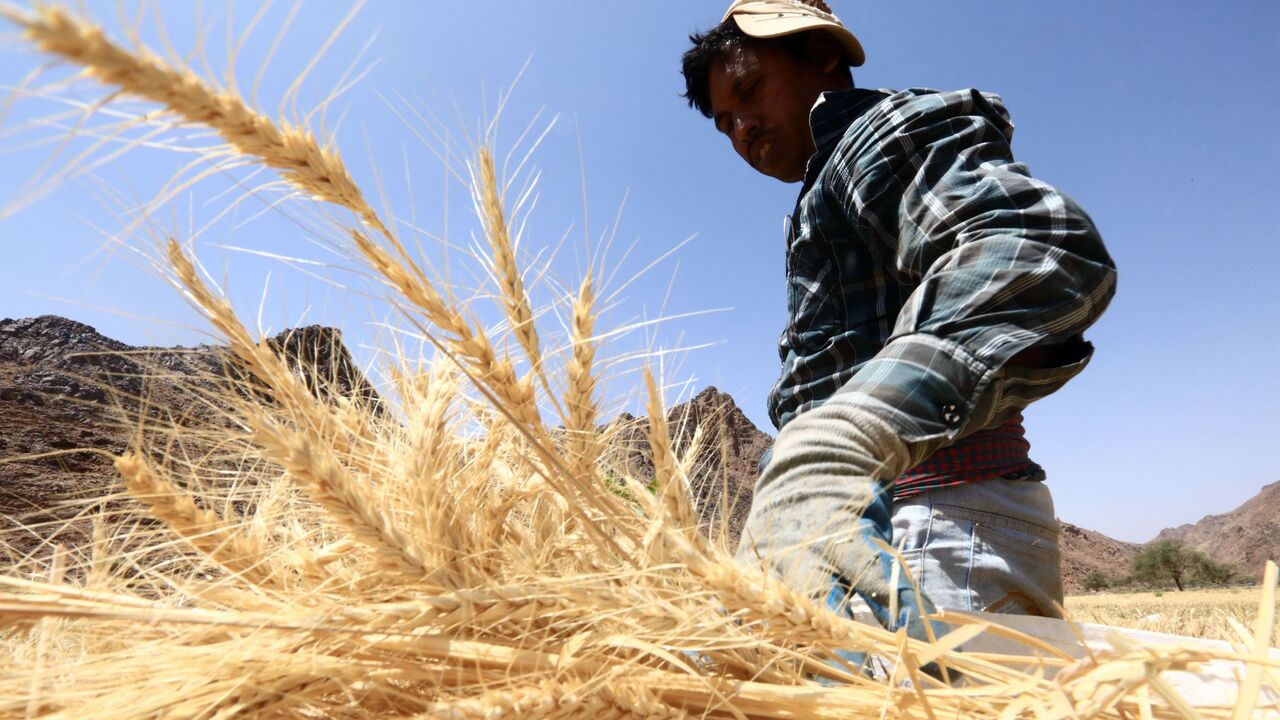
[771,168,803,184]
[766,157,803,183]
[749,157,799,183]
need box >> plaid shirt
[768,88,1116,496]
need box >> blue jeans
[741,416,1062,622]
[876,476,1064,618]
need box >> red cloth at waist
[893,413,1039,500]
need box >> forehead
[711,44,761,82]
[708,44,769,111]
[709,45,762,96]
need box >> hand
[736,397,953,680]
[823,479,951,679]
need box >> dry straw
[2,4,1278,718]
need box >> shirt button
[941,403,963,426]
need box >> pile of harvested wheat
[1,5,1276,718]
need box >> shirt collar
[800,88,885,190]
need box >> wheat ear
[4,4,397,243]
[477,148,547,388]
[115,453,275,585]
[644,370,697,530]
[166,240,437,580]
[401,362,460,509]
[349,228,545,432]
[564,273,601,480]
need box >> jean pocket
[971,522,1063,617]
[974,522,1059,563]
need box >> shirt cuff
[823,332,1092,450]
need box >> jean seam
[919,490,935,593]
[974,524,1060,562]
[927,503,1057,542]
[964,522,977,612]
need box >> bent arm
[824,88,1116,450]
[739,90,1116,618]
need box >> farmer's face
[708,42,835,183]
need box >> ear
[807,32,844,76]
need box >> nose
[731,112,759,145]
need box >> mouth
[749,136,775,169]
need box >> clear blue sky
[2,2,1278,543]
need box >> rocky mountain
[0,315,378,559]
[0,316,770,559]
[668,387,773,546]
[1153,481,1280,582]
[1058,521,1141,594]
[4,314,1273,595]
[608,386,773,551]
[1054,482,1280,591]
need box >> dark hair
[681,20,853,119]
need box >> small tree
[1131,540,1196,591]
[1082,570,1110,592]
[1192,556,1236,586]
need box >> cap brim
[731,13,865,67]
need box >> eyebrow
[714,70,755,133]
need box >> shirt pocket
[784,241,841,351]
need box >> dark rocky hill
[607,386,772,551]
[669,386,773,547]
[1058,521,1141,594]
[0,315,377,559]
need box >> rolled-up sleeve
[824,89,1116,448]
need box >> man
[680,0,1116,644]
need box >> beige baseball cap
[722,0,865,67]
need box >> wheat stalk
[164,240,440,581]
[644,370,698,534]
[114,452,276,586]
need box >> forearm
[736,397,918,600]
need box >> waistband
[893,414,1037,500]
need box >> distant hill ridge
[1154,480,1280,582]
[1,315,1275,591]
